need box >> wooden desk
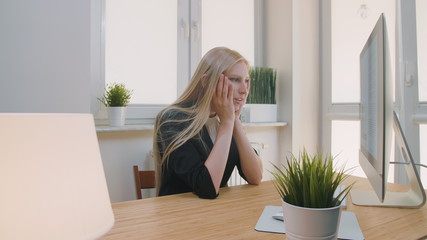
[101,176,427,240]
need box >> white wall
[264,0,293,161]
[97,130,156,201]
[292,0,321,154]
[264,0,322,157]
[0,0,91,113]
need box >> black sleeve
[168,137,218,199]
[157,110,218,199]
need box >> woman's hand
[211,74,235,124]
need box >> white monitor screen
[360,24,383,175]
[358,13,392,202]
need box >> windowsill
[95,121,288,133]
[96,124,154,132]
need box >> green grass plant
[270,149,354,208]
[247,67,277,104]
[98,83,133,107]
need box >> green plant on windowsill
[98,83,133,107]
[270,149,354,208]
[247,67,277,104]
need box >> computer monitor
[350,13,425,208]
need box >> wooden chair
[133,165,156,199]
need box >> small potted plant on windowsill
[241,66,277,123]
[98,82,133,127]
[270,149,354,240]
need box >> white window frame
[395,0,427,183]
[320,0,426,185]
[90,0,262,125]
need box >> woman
[153,47,263,199]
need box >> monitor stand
[351,111,426,208]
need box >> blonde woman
[153,47,263,199]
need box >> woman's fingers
[223,76,230,97]
[221,76,234,104]
[227,81,233,99]
[221,75,229,98]
[216,74,224,96]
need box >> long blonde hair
[153,47,250,193]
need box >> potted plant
[270,149,354,240]
[241,67,277,123]
[98,82,133,126]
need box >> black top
[156,111,246,199]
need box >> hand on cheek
[234,101,244,120]
[212,74,235,123]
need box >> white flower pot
[282,200,342,240]
[107,107,126,126]
[241,104,277,123]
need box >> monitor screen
[357,13,393,202]
[360,24,383,174]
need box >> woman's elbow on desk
[246,172,263,185]
[243,160,263,185]
[197,192,219,199]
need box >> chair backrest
[133,165,156,199]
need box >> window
[201,0,254,63]
[331,0,395,104]
[328,0,396,179]
[105,0,178,105]
[101,0,257,122]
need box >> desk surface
[101,176,427,240]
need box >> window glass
[331,120,362,176]
[331,0,395,103]
[105,0,177,104]
[201,0,255,64]
[416,0,427,102]
[331,120,395,183]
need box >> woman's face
[225,61,250,112]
